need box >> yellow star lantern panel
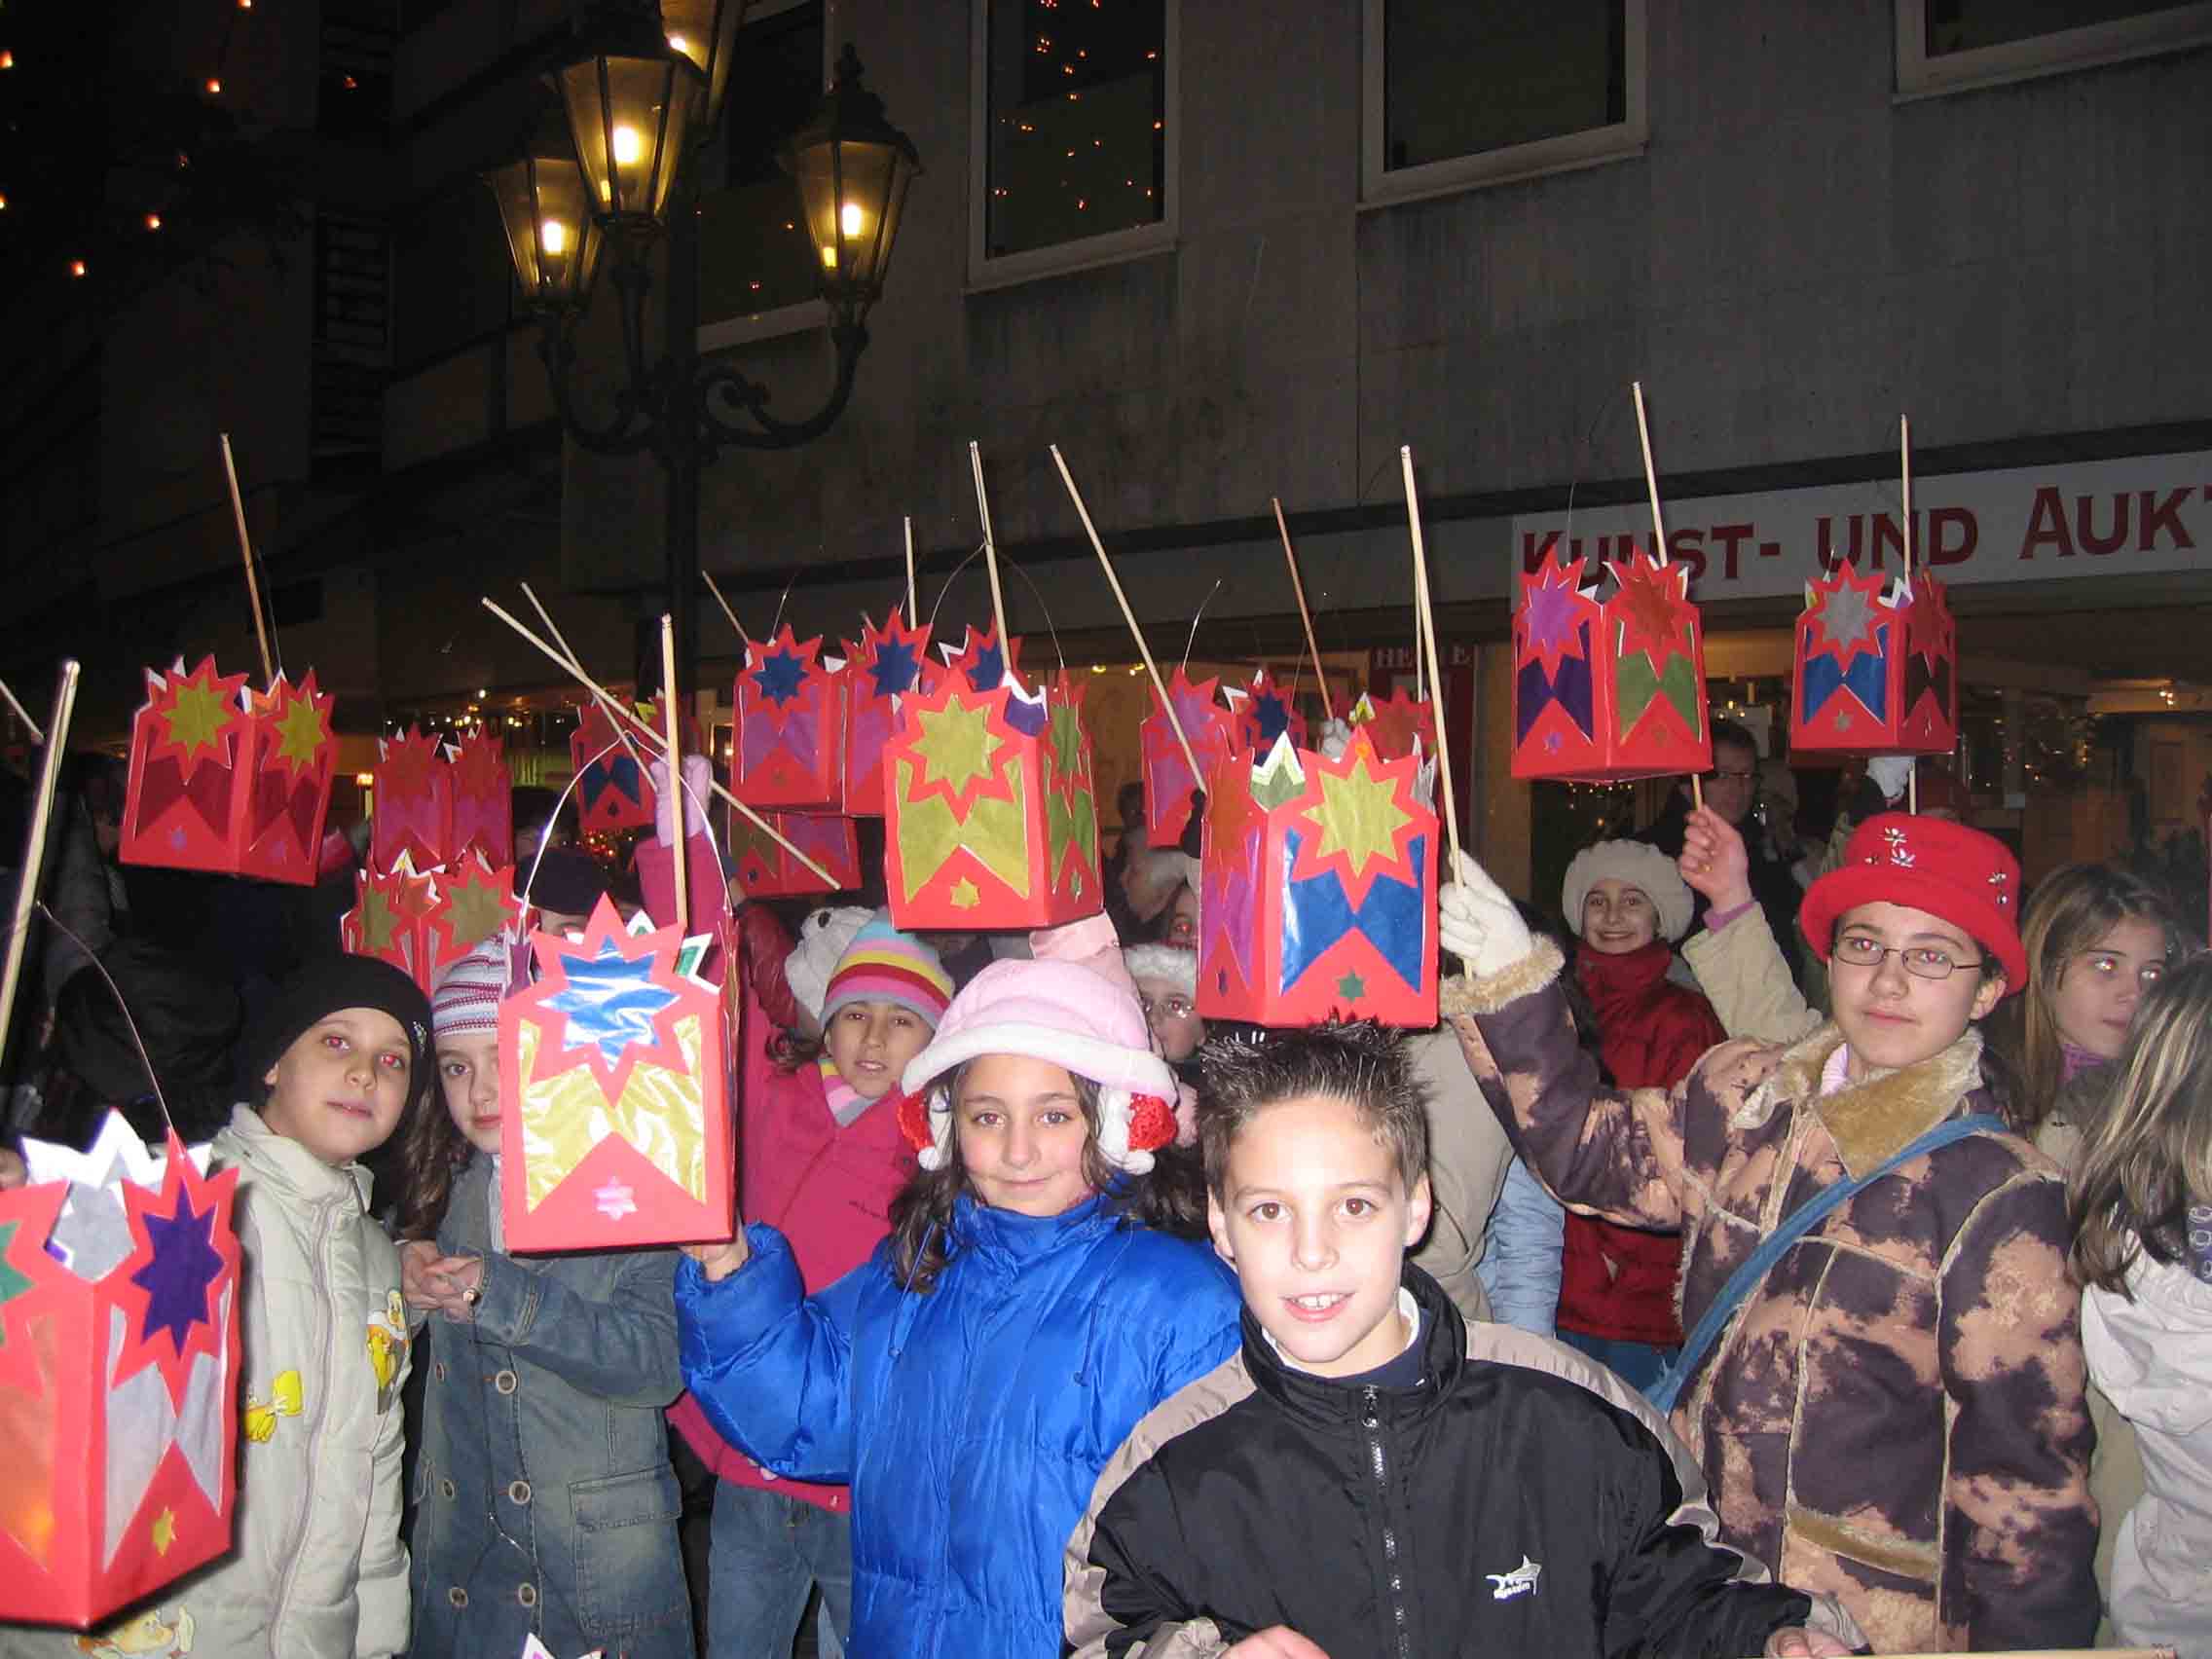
[237,672,338,885]
[1289,734,1423,910]
[263,683,332,778]
[498,897,734,1252]
[147,659,246,776]
[882,677,1102,931]
[433,858,522,956]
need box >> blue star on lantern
[129,1185,226,1356]
[870,636,920,698]
[543,940,683,1067]
[965,640,1006,694]
[1251,689,1293,746]
[753,647,810,707]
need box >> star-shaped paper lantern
[542,939,687,1070]
[1607,553,1694,672]
[377,726,441,793]
[1293,733,1420,908]
[1803,561,1888,665]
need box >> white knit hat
[1122,944,1198,995]
[1561,839,1695,943]
[784,904,873,1022]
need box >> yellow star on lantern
[151,1507,177,1556]
[442,869,514,949]
[359,884,402,953]
[1302,746,1415,887]
[908,695,1001,796]
[949,876,981,909]
[161,676,237,761]
[271,689,328,770]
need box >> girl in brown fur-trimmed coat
[1436,812,2098,1654]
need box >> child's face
[1134,974,1205,1063]
[955,1052,1093,1217]
[824,999,934,1101]
[2048,915,2167,1060]
[1163,884,1199,949]
[1829,901,2006,1080]
[1207,1092,1431,1379]
[260,1007,415,1165]
[1580,878,1657,955]
[437,1030,503,1155]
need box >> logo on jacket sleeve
[1488,1554,1543,1602]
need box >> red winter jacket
[1557,941,1725,1346]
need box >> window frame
[1359,0,1647,210]
[695,0,831,344]
[1894,0,2212,99]
[965,0,1181,293]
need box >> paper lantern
[569,702,657,834]
[1347,687,1435,763]
[1142,669,1236,844]
[941,622,1021,694]
[448,731,515,868]
[371,729,514,874]
[119,658,337,885]
[1198,731,1438,1028]
[882,668,1102,930]
[1511,547,1713,782]
[339,854,518,993]
[1227,668,1309,757]
[0,1116,240,1629]
[729,810,862,898]
[1788,565,1957,756]
[498,898,735,1252]
[732,624,846,811]
[840,608,936,816]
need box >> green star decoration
[360,885,403,953]
[1048,698,1087,783]
[908,696,1000,796]
[443,872,513,950]
[1336,971,1367,1002]
[161,677,236,761]
[0,1221,32,1339]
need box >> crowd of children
[2,726,2209,1659]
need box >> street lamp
[484,6,919,681]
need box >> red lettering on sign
[2138,488,2195,552]
[1668,529,1707,584]
[1710,523,1753,579]
[2078,493,2130,557]
[1870,513,1907,570]
[1927,506,1976,567]
[2019,487,2072,559]
[1522,531,1562,573]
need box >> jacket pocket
[571,1464,689,1637]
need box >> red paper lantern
[882,668,1101,930]
[729,810,862,898]
[339,855,518,993]
[569,702,658,835]
[368,727,450,874]
[1788,565,1957,756]
[498,898,736,1252]
[0,1121,242,1629]
[732,625,846,811]
[1198,730,1438,1028]
[1511,547,1713,782]
[119,659,337,885]
[840,608,937,816]
[1141,669,1236,844]
[1228,667,1309,757]
[1348,686,1435,763]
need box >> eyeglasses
[1138,993,1196,1021]
[1831,936,1984,980]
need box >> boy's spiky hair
[1197,1020,1430,1197]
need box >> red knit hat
[1798,812,2026,992]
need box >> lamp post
[486,6,920,684]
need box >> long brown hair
[1989,864,2177,1135]
[886,1061,1206,1293]
[2069,954,2212,1294]
[394,1055,474,1243]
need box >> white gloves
[1438,850,1533,977]
[650,754,713,845]
[1318,718,1354,760]
[1865,755,1914,805]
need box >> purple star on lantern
[869,636,920,698]
[129,1184,226,1356]
[1523,577,1578,658]
[753,648,810,707]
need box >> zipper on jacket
[270,1198,340,1637]
[1361,1385,1413,1659]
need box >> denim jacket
[407,1156,692,1659]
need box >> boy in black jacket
[1063,1023,1861,1659]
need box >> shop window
[391,185,512,373]
[696,0,828,341]
[1897,0,2212,96]
[1362,0,1645,206]
[969,0,1175,289]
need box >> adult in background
[1637,718,1802,986]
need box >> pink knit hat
[430,938,512,1037]
[896,957,1179,1176]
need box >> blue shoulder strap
[1644,1113,2009,1414]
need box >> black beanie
[243,953,434,1093]
[527,848,610,918]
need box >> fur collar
[1753,1021,1989,1178]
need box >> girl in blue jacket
[678,952,1243,1658]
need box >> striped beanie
[431,937,513,1037]
[822,915,953,1030]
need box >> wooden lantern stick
[0,658,81,1079]
[1399,448,1462,882]
[967,442,1010,656]
[520,583,649,773]
[479,599,835,885]
[701,570,748,645]
[0,676,43,746]
[1272,497,1335,721]
[1632,383,1703,813]
[659,614,687,937]
[220,432,276,685]
[1902,413,1917,816]
[1051,445,1203,789]
[903,516,918,624]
